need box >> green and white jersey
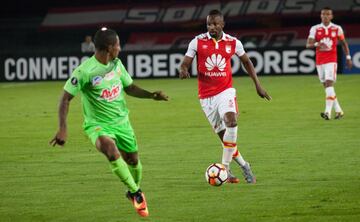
[64,56,133,126]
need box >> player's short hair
[208,9,223,19]
[322,7,332,11]
[94,27,118,51]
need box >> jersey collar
[321,22,333,29]
[206,32,227,41]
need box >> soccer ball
[205,163,228,186]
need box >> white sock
[221,126,237,170]
[222,148,236,166]
[333,98,343,113]
[325,87,336,116]
[232,149,246,167]
[223,126,237,143]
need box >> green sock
[110,158,138,193]
[128,160,143,187]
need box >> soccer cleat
[320,112,330,120]
[226,169,240,183]
[227,175,240,183]
[334,112,344,120]
[126,189,149,217]
[241,162,256,184]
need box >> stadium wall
[0,46,354,82]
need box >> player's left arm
[239,53,271,101]
[124,84,168,101]
[339,37,352,70]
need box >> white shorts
[316,63,338,83]
[200,88,238,133]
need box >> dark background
[1,1,359,54]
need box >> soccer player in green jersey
[50,27,168,217]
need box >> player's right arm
[50,91,74,147]
[179,37,196,79]
[306,26,317,48]
[50,69,83,147]
[179,56,193,79]
[306,37,316,48]
[306,26,327,49]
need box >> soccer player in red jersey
[179,10,271,184]
[306,7,352,120]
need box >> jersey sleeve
[338,26,345,40]
[185,38,197,58]
[119,61,133,87]
[64,68,86,96]
[308,26,316,39]
[235,39,245,57]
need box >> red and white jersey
[185,32,245,99]
[308,22,345,65]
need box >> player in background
[306,7,352,120]
[50,28,168,217]
[179,10,271,184]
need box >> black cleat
[334,112,344,120]
[320,112,330,120]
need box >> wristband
[314,42,319,47]
[346,55,351,60]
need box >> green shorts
[84,121,138,153]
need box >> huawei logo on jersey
[320,37,333,51]
[205,54,226,71]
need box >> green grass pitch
[1,75,360,222]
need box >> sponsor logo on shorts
[228,99,234,108]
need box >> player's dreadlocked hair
[94,27,118,51]
[208,9,223,19]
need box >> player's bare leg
[96,136,148,217]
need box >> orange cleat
[227,175,240,183]
[226,170,240,183]
[126,189,149,217]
